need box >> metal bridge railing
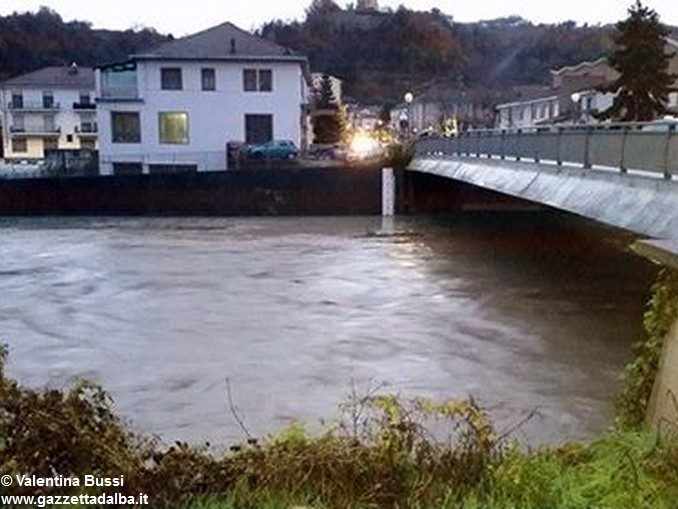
[415,122,678,179]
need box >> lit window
[159,112,189,144]
[111,112,141,143]
[12,138,27,152]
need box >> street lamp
[404,92,414,135]
[571,92,581,123]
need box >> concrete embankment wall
[648,318,678,432]
[0,167,383,216]
[409,157,678,240]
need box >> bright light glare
[349,133,380,159]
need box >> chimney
[230,38,236,54]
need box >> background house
[496,38,678,129]
[0,64,96,160]
[96,22,310,175]
[391,82,498,133]
[495,59,615,129]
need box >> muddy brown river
[0,213,656,445]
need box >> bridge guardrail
[415,122,678,179]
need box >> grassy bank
[1,269,677,508]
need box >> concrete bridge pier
[638,241,678,432]
[647,318,678,432]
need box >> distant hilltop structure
[357,0,379,11]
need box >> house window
[259,70,272,92]
[245,114,273,144]
[12,138,27,153]
[161,68,183,90]
[11,93,23,109]
[243,69,273,92]
[243,69,257,91]
[158,112,189,144]
[111,111,141,143]
[43,92,54,109]
[201,68,216,91]
[79,92,91,105]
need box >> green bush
[616,268,678,429]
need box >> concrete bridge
[410,122,678,244]
[409,122,678,429]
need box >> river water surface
[0,214,656,445]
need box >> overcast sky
[1,1,676,36]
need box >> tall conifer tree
[600,1,674,121]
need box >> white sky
[0,1,676,36]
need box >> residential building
[495,59,615,129]
[391,83,498,133]
[348,104,382,131]
[96,22,309,175]
[496,38,678,129]
[0,64,97,160]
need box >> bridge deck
[409,155,678,250]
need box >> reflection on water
[0,214,655,445]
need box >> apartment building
[0,64,97,159]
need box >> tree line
[0,7,170,80]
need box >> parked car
[247,140,298,160]
[309,143,348,161]
[641,118,678,132]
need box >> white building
[311,73,342,104]
[0,64,97,160]
[96,22,310,175]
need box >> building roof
[550,57,609,77]
[1,65,94,90]
[135,22,304,62]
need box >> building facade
[96,22,309,175]
[0,64,96,160]
[496,39,678,129]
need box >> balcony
[98,86,141,102]
[10,125,61,137]
[76,124,98,136]
[7,101,60,111]
[73,101,96,110]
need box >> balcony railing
[98,86,140,101]
[10,125,61,135]
[415,122,678,180]
[73,102,96,110]
[7,101,60,111]
[76,124,98,134]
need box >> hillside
[0,7,170,80]
[260,8,618,103]
[2,5,673,105]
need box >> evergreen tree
[313,74,342,143]
[316,73,338,108]
[600,1,674,121]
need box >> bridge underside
[409,156,678,243]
